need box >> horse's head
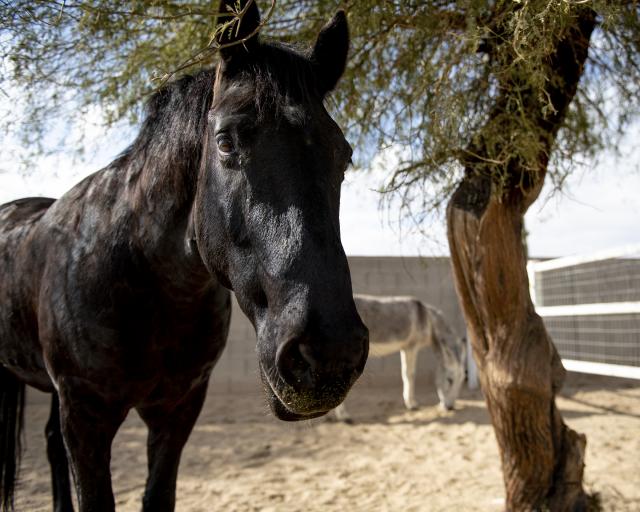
[435,337,466,411]
[194,1,368,421]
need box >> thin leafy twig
[152,0,277,86]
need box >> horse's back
[0,197,56,390]
[354,294,421,356]
[0,196,55,229]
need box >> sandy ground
[14,373,640,511]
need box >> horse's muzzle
[259,326,368,421]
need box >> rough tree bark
[446,10,596,512]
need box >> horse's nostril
[298,343,317,368]
[275,327,368,392]
[275,337,315,390]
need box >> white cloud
[0,97,132,205]
[525,148,640,257]
[0,144,121,205]
[341,127,640,258]
[340,144,448,256]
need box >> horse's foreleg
[400,347,419,410]
[45,393,73,512]
[138,380,209,512]
[57,380,126,512]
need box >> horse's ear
[311,10,349,95]
[441,344,453,362]
[441,343,459,365]
[216,0,261,62]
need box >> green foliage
[274,1,640,209]
[2,1,639,211]
[1,1,221,157]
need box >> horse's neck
[103,140,207,292]
[135,158,199,240]
[413,304,433,345]
[128,158,195,225]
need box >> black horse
[0,2,368,510]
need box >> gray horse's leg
[58,380,127,512]
[46,393,74,512]
[400,347,419,410]
[333,402,352,423]
[138,380,209,512]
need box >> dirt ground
[15,373,640,511]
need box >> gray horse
[334,294,466,422]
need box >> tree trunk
[446,10,596,512]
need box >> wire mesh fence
[528,245,640,377]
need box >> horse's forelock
[215,42,320,125]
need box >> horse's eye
[216,134,235,155]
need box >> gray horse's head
[435,337,466,410]
[194,1,368,421]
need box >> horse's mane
[113,69,215,178]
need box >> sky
[1,114,638,260]
[339,132,640,258]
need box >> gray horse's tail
[0,366,25,511]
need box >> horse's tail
[0,366,25,511]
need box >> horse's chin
[259,365,334,422]
[264,387,329,421]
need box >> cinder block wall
[349,256,465,390]
[210,257,466,393]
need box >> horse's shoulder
[0,197,56,288]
